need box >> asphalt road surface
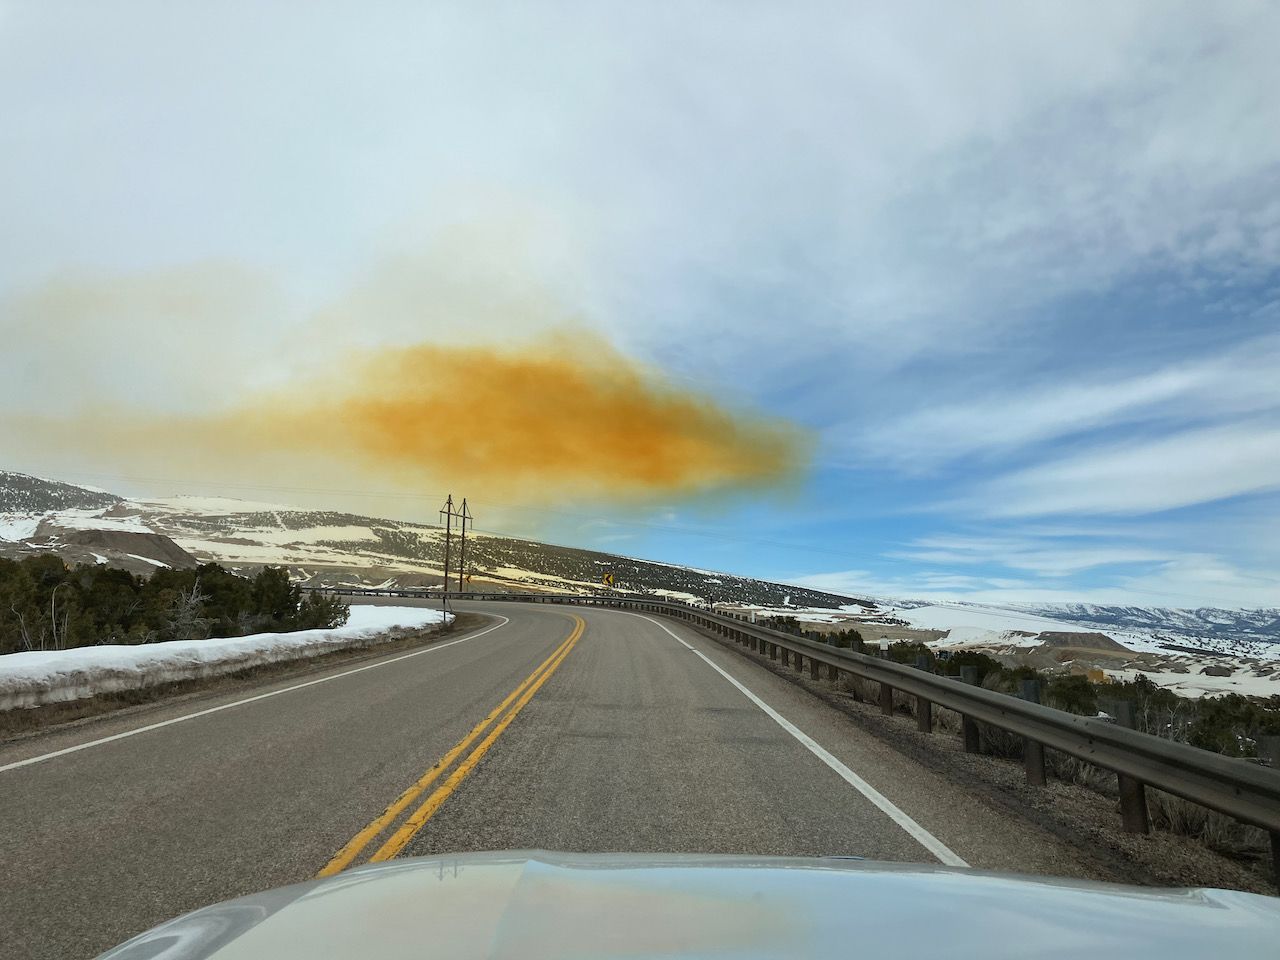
[0,600,1098,959]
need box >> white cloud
[838,333,1280,469]
[969,422,1280,517]
[2,3,1278,382]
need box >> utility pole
[457,498,472,592]
[439,494,454,592]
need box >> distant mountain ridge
[888,598,1279,654]
[1,470,1275,650]
[1007,602,1280,645]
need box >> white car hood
[99,851,1280,959]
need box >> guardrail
[311,585,1280,881]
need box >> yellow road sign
[601,572,615,587]
[465,574,472,584]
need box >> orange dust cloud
[9,334,812,505]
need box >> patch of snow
[927,628,1045,648]
[250,525,380,546]
[0,513,43,542]
[1103,666,1280,700]
[168,537,382,568]
[749,607,840,624]
[90,553,109,565]
[126,554,170,568]
[133,495,295,515]
[893,603,1079,636]
[652,588,701,602]
[46,508,155,534]
[0,605,451,710]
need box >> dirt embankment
[58,529,199,569]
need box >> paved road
[0,600,1095,959]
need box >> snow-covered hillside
[0,472,857,609]
[1004,601,1280,647]
[887,599,1280,660]
[2,470,1277,663]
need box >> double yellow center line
[318,614,584,875]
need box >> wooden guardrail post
[879,680,894,716]
[1109,700,1150,832]
[769,642,778,661]
[1272,832,1280,893]
[960,667,980,753]
[914,655,933,733]
[1019,679,1047,786]
[1258,735,1280,768]
[809,655,819,680]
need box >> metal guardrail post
[914,655,933,733]
[960,666,981,754]
[1019,679,1047,786]
[1109,700,1150,833]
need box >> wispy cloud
[840,333,1280,470]
[967,422,1280,517]
[891,535,1168,577]
[796,553,1280,608]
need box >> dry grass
[1147,789,1271,861]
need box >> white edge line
[619,610,969,868]
[0,615,511,774]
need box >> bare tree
[166,578,213,640]
[10,604,35,652]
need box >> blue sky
[2,3,1279,607]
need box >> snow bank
[0,605,451,711]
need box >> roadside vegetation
[875,643,1280,761]
[0,557,349,654]
[805,635,1280,872]
[761,616,1280,762]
